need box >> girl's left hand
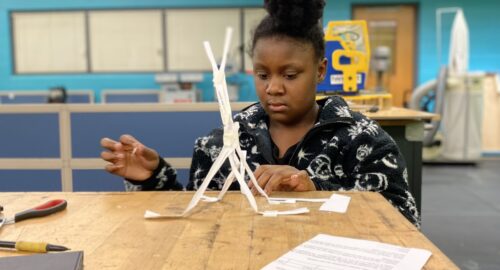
[249,165,316,195]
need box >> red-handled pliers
[0,199,67,227]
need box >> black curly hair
[249,0,326,60]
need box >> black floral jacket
[125,96,420,226]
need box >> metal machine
[410,8,484,163]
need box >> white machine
[410,8,484,163]
[155,72,203,103]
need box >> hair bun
[264,0,325,32]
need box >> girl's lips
[268,102,287,112]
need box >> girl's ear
[317,57,328,82]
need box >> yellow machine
[317,20,370,93]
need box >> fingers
[101,150,126,177]
[287,170,316,191]
[250,166,315,195]
[120,134,139,147]
[252,165,291,195]
[251,166,273,195]
[100,138,125,169]
[253,165,269,180]
[101,135,141,153]
[297,170,309,179]
[100,137,120,151]
[263,168,303,194]
[249,165,262,194]
[264,173,286,195]
[137,144,159,161]
[104,163,124,174]
[120,135,153,158]
[300,170,316,191]
[100,151,124,163]
[285,174,301,190]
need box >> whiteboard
[13,12,87,73]
[166,9,241,71]
[89,10,164,72]
[243,8,266,73]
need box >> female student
[100,0,420,226]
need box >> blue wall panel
[73,169,190,191]
[0,113,60,158]
[176,169,190,187]
[0,170,61,191]
[0,93,92,103]
[104,93,160,103]
[67,94,92,103]
[71,111,221,158]
[72,170,125,191]
[0,95,47,104]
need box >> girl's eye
[257,73,268,80]
[284,73,297,80]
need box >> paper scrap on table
[262,234,432,270]
[260,207,309,217]
[268,197,329,204]
[319,193,351,213]
[144,210,183,219]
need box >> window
[11,7,265,74]
[89,10,164,72]
[165,9,241,71]
[243,8,266,72]
[12,12,87,73]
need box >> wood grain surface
[0,191,457,269]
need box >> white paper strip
[262,211,278,217]
[268,197,330,204]
[319,194,351,213]
[260,207,310,217]
[201,195,219,202]
[144,210,183,219]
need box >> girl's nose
[265,77,285,95]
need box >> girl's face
[252,37,326,126]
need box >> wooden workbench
[365,107,438,122]
[0,191,457,269]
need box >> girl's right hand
[100,134,160,181]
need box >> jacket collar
[316,96,355,125]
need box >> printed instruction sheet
[262,234,432,270]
